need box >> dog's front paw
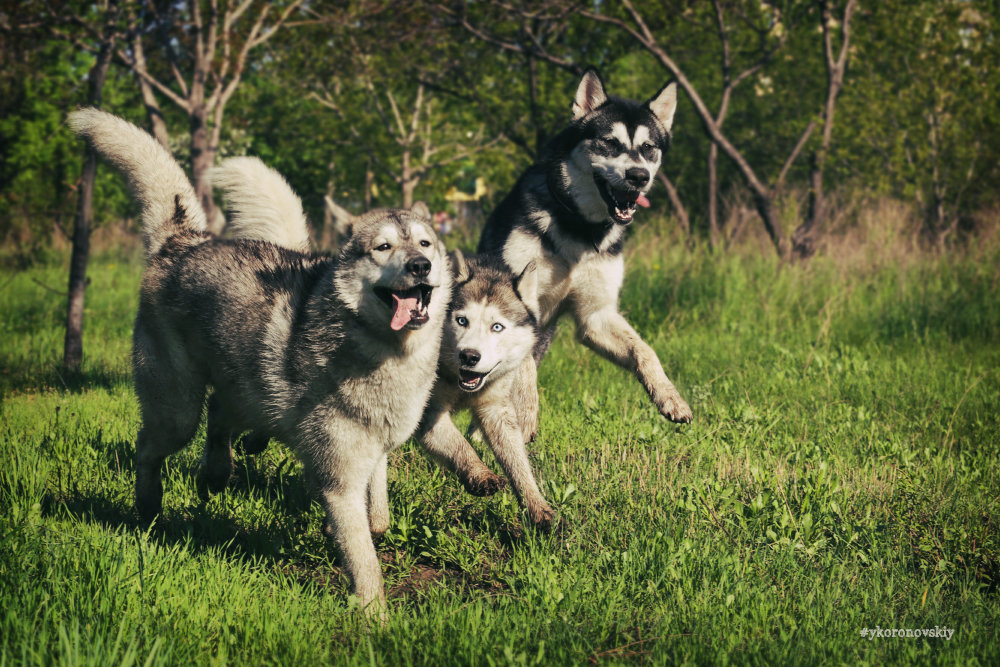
[196,466,230,502]
[462,471,507,497]
[237,430,270,455]
[527,503,556,532]
[657,393,693,424]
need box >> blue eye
[491,323,505,333]
[456,316,468,327]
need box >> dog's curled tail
[210,157,310,252]
[67,108,206,255]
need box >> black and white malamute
[478,68,693,425]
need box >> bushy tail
[67,108,206,256]
[210,157,310,252]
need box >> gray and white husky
[68,109,451,617]
[478,68,693,425]
[217,162,554,530]
[418,254,555,529]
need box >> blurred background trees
[2,0,998,255]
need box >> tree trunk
[365,162,374,209]
[64,148,97,373]
[793,151,825,257]
[656,172,690,238]
[189,104,223,234]
[64,4,117,372]
[400,149,415,208]
[707,142,720,247]
[791,0,857,259]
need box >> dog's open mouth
[595,176,650,224]
[375,284,433,331]
[458,369,488,392]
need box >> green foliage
[2,226,998,663]
[0,38,141,250]
[4,1,999,245]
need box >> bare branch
[118,45,192,111]
[775,120,817,192]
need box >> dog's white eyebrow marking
[408,222,432,240]
[632,125,651,148]
[374,225,401,246]
[610,122,630,147]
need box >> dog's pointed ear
[451,249,469,282]
[325,195,355,241]
[646,81,678,132]
[410,200,432,220]
[572,68,607,120]
[515,261,539,316]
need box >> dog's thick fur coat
[69,109,450,616]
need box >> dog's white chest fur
[502,224,624,327]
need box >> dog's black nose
[625,168,649,188]
[406,256,431,277]
[459,349,481,367]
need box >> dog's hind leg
[197,393,235,501]
[476,403,554,530]
[133,328,206,523]
[420,406,506,497]
[367,453,390,540]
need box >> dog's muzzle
[594,174,651,224]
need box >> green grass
[2,228,998,665]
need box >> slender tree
[791,0,858,258]
[63,1,120,372]
[115,0,304,232]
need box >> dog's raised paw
[658,396,693,424]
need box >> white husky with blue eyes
[418,252,555,530]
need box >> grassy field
[2,223,998,665]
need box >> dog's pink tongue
[390,293,419,331]
[636,194,651,208]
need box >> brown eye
[420,240,431,248]
[375,243,391,252]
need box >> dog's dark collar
[546,168,615,253]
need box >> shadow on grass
[38,452,531,600]
[1,363,132,396]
